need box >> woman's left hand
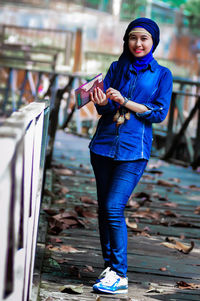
[106,88,124,105]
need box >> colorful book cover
[75,73,104,109]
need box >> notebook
[75,73,104,109]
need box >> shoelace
[100,271,119,285]
[98,267,111,279]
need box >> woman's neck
[132,50,153,71]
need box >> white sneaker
[93,270,128,294]
[96,267,111,283]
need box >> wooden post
[163,97,200,161]
[194,97,200,162]
[73,29,82,72]
[165,91,176,153]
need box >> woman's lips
[135,49,143,53]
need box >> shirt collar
[149,59,158,72]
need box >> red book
[75,73,104,109]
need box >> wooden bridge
[0,54,200,300]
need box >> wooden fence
[0,25,75,71]
[1,65,200,168]
[163,77,200,167]
[0,100,49,301]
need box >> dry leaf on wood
[163,202,178,208]
[146,284,164,293]
[60,245,83,253]
[49,237,63,244]
[194,206,200,214]
[188,185,200,191]
[80,196,97,205]
[176,281,200,289]
[157,179,177,188]
[131,209,160,220]
[60,284,83,294]
[147,169,163,175]
[54,168,74,176]
[168,177,181,183]
[174,188,183,195]
[125,218,138,229]
[159,267,167,271]
[60,187,70,194]
[83,265,94,273]
[161,239,194,254]
[163,210,178,217]
[54,199,66,204]
[43,208,58,216]
[43,189,56,198]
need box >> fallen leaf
[194,206,200,214]
[146,284,164,293]
[54,199,66,204]
[60,284,83,294]
[54,168,74,176]
[60,187,70,194]
[176,281,200,289]
[60,245,82,253]
[125,218,138,229]
[131,209,160,220]
[161,239,194,254]
[163,202,178,208]
[49,237,63,243]
[126,199,140,208]
[43,208,58,216]
[147,169,163,175]
[134,192,151,199]
[56,258,68,264]
[188,185,200,191]
[142,174,155,180]
[159,267,167,271]
[174,188,183,195]
[168,177,181,183]
[83,265,94,273]
[157,179,177,188]
[80,196,97,205]
[163,210,178,217]
[43,189,56,198]
[158,196,168,201]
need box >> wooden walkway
[35,130,200,301]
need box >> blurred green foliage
[184,0,200,35]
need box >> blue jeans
[90,151,147,277]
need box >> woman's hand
[106,88,124,105]
[90,87,108,106]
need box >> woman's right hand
[90,87,108,106]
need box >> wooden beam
[73,29,82,72]
[163,97,200,161]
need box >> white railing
[0,101,49,301]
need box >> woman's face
[128,27,153,57]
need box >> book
[75,73,104,109]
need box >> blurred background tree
[184,0,200,36]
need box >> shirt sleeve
[135,68,173,123]
[95,61,120,115]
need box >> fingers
[90,87,106,105]
[106,88,122,103]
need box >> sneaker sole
[93,287,128,294]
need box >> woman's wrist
[121,97,130,106]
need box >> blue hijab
[111,18,160,96]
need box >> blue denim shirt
[89,59,173,161]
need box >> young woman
[89,17,173,294]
